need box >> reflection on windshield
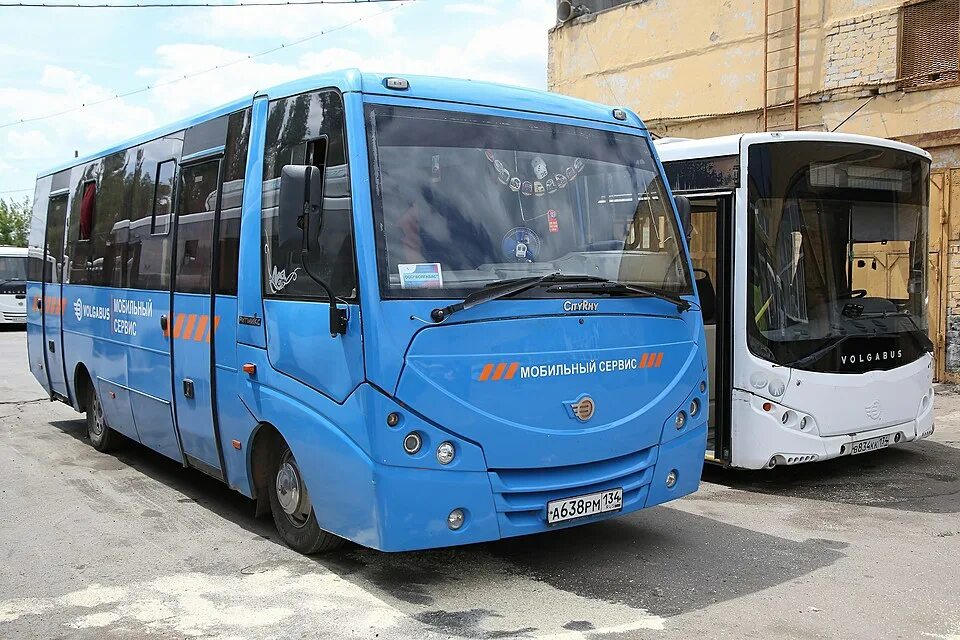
[747,142,930,373]
[366,104,691,298]
[0,256,27,281]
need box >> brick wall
[823,9,899,91]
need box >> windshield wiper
[781,335,851,369]
[546,279,691,312]
[856,310,934,351]
[430,272,593,322]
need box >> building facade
[548,0,960,380]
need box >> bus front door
[169,157,226,479]
[42,193,69,400]
[687,194,734,463]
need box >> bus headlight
[403,432,422,455]
[436,441,455,465]
[689,398,700,417]
[768,379,786,397]
[666,470,678,488]
[675,411,687,429]
[447,508,465,530]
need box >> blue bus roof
[40,69,644,178]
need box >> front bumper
[370,423,708,552]
[730,388,935,469]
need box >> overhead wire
[0,0,412,130]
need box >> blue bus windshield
[366,105,692,298]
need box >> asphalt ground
[0,326,958,639]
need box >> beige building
[548,0,960,380]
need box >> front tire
[268,445,343,554]
[85,383,120,453]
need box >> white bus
[656,132,935,469]
[0,246,28,325]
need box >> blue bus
[26,70,708,553]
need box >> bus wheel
[268,445,343,554]
[85,384,119,453]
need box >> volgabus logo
[73,298,110,323]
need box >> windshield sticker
[547,210,559,233]
[399,263,443,289]
[269,265,300,294]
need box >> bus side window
[262,90,357,300]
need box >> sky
[0,0,555,199]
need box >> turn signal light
[762,402,773,412]
[242,363,257,375]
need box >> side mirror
[279,165,323,250]
[674,195,692,242]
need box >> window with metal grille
[900,0,960,90]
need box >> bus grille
[487,446,657,536]
[2,312,26,323]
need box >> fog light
[799,416,809,430]
[386,412,400,427]
[781,412,790,425]
[689,398,700,417]
[675,411,687,429]
[447,508,465,530]
[665,469,678,488]
[436,441,455,465]
[403,432,422,455]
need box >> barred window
[900,0,960,90]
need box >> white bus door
[686,194,734,463]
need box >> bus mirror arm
[280,164,348,337]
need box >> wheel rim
[275,451,311,528]
[90,393,105,438]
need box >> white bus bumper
[729,367,935,469]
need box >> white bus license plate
[547,488,623,524]
[850,434,892,456]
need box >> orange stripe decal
[206,316,221,342]
[504,362,519,380]
[639,353,649,368]
[172,314,185,339]
[492,362,507,381]
[654,352,664,368]
[479,363,494,381]
[193,315,209,342]
[181,314,197,341]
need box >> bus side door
[42,192,70,400]
[170,150,226,478]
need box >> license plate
[547,488,623,524]
[850,434,892,455]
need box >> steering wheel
[838,289,867,299]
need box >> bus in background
[655,132,934,469]
[0,246,28,325]
[26,70,708,553]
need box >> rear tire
[268,444,343,554]
[85,382,120,453]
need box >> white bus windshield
[0,255,27,282]
[747,142,930,373]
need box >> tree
[0,197,30,247]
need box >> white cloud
[443,3,498,15]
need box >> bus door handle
[160,314,168,334]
